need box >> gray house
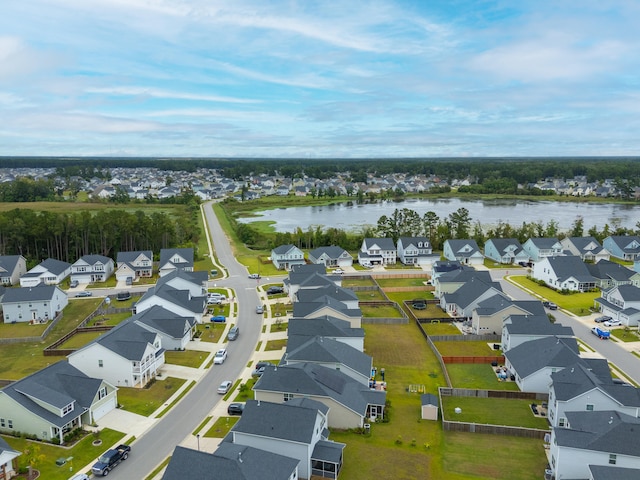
[130,305,197,351]
[442,239,484,266]
[287,317,365,352]
[115,250,153,282]
[587,260,640,290]
[501,314,574,352]
[440,277,507,319]
[522,237,563,262]
[0,436,20,479]
[603,235,640,261]
[483,238,528,265]
[292,297,362,329]
[308,246,353,268]
[0,255,27,286]
[19,258,72,287]
[594,284,640,327]
[1,285,68,323]
[560,236,610,263]
[158,248,194,277]
[271,244,305,271]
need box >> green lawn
[0,321,48,338]
[441,396,550,429]
[270,302,291,317]
[265,339,287,351]
[446,364,519,391]
[361,304,403,318]
[269,321,288,333]
[164,350,209,368]
[117,377,187,416]
[88,311,131,326]
[422,322,461,336]
[433,341,501,357]
[385,290,435,306]
[508,275,600,316]
[2,428,126,480]
[203,417,240,438]
[355,290,387,301]
[195,323,225,343]
[376,277,429,287]
[234,378,258,402]
[610,328,640,343]
[58,331,104,349]
[342,277,376,287]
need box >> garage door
[92,396,117,421]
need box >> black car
[227,402,245,415]
[594,315,612,323]
[267,286,283,295]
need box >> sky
[1,0,639,158]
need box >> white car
[333,268,344,274]
[214,348,228,364]
[603,318,622,327]
[217,380,232,394]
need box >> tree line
[0,206,201,267]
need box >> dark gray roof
[397,237,430,248]
[587,260,637,282]
[296,285,357,303]
[132,305,196,339]
[421,393,439,406]
[308,246,349,260]
[116,250,153,264]
[437,269,493,285]
[589,465,640,480]
[285,336,371,378]
[544,256,595,283]
[155,269,208,288]
[1,361,103,428]
[272,244,301,255]
[442,278,506,309]
[0,436,19,456]
[2,285,60,303]
[312,440,345,464]
[527,237,561,249]
[37,258,72,275]
[290,263,327,275]
[432,260,464,274]
[554,410,640,456]
[232,399,322,443]
[162,444,299,480]
[159,248,194,269]
[613,284,640,301]
[0,255,23,274]
[564,236,605,254]
[505,314,574,337]
[504,336,580,379]
[76,254,112,266]
[606,235,640,254]
[362,237,396,251]
[287,317,364,339]
[292,297,361,319]
[139,284,207,314]
[83,318,159,360]
[445,239,481,257]
[485,238,524,254]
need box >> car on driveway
[214,349,228,364]
[217,380,232,394]
[227,402,245,415]
[604,318,622,327]
[332,268,344,274]
[266,286,283,295]
[594,315,612,323]
[69,279,79,288]
[75,291,93,297]
[211,315,226,323]
[251,366,266,377]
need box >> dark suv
[267,286,284,295]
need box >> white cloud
[86,86,260,104]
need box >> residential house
[253,363,387,428]
[522,237,564,262]
[442,239,484,266]
[586,260,640,290]
[0,255,26,286]
[560,236,610,263]
[115,250,154,282]
[396,237,434,266]
[501,314,575,352]
[0,437,19,480]
[483,238,528,265]
[588,465,640,480]
[603,235,640,261]
[135,283,207,323]
[70,254,115,284]
[271,245,306,271]
[440,277,508,319]
[594,284,640,327]
[283,268,337,301]
[548,363,640,428]
[308,246,353,268]
[434,269,493,299]
[158,248,194,277]
[228,399,345,480]
[292,298,362,329]
[532,256,597,292]
[504,336,600,393]
[287,317,365,352]
[1,285,68,323]
[0,361,117,444]
[130,305,197,351]
[357,238,396,267]
[295,285,359,310]
[19,258,72,287]
[163,444,299,480]
[68,319,166,388]
[155,269,208,298]
[471,298,546,335]
[549,411,640,480]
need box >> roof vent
[238,452,242,463]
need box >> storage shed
[421,393,439,421]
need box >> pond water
[238,197,639,233]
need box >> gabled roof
[0,436,19,459]
[2,285,61,302]
[0,255,23,274]
[485,238,524,254]
[116,250,153,264]
[162,444,299,480]
[139,284,207,314]
[564,236,605,254]
[296,285,357,304]
[131,305,196,339]
[526,237,561,249]
[23,258,70,277]
[155,269,208,288]
[397,237,430,249]
[543,256,595,283]
[308,246,349,260]
[80,318,160,361]
[504,314,574,337]
[292,297,361,319]
[605,235,640,253]
[437,269,492,285]
[504,336,581,379]
[272,244,302,255]
[444,239,482,257]
[362,237,396,251]
[432,260,464,274]
[159,248,194,268]
[554,410,640,456]
[442,278,505,309]
[611,284,640,301]
[232,399,325,443]
[589,465,640,480]
[1,361,104,428]
[287,317,364,340]
[75,254,112,266]
[285,336,371,378]
[587,260,638,282]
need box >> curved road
[108,201,265,479]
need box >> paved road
[108,201,264,479]
[490,269,640,385]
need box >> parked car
[542,301,558,310]
[75,291,93,297]
[214,348,228,364]
[594,315,612,323]
[92,444,131,476]
[69,474,90,480]
[69,279,79,288]
[207,297,222,305]
[227,402,245,415]
[217,380,233,394]
[604,318,622,327]
[256,305,264,314]
[116,291,131,301]
[591,327,611,339]
[251,366,266,377]
[211,315,226,323]
[248,273,261,279]
[126,277,133,286]
[332,268,344,274]
[266,286,284,295]
[228,326,239,341]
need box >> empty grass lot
[446,364,520,391]
[164,350,209,368]
[441,396,550,429]
[508,275,599,316]
[117,376,187,416]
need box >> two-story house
[594,284,640,327]
[0,255,27,286]
[158,248,194,277]
[271,245,306,271]
[522,237,563,262]
[357,238,396,267]
[1,285,68,323]
[70,254,115,284]
[135,283,207,323]
[501,314,574,352]
[19,258,72,287]
[483,238,529,265]
[603,235,640,261]
[396,237,434,266]
[560,236,610,263]
[587,260,640,290]
[471,298,546,335]
[115,250,154,282]
[442,239,484,265]
[287,317,365,352]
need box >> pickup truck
[591,327,611,339]
[92,444,131,476]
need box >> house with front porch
[357,238,396,267]
[587,260,640,290]
[560,236,610,263]
[549,411,640,480]
[271,245,306,271]
[483,238,529,265]
[155,269,208,298]
[0,361,117,444]
[115,250,154,282]
[522,237,563,262]
[19,258,72,287]
[292,298,362,329]
[396,237,434,266]
[158,248,194,277]
[70,254,115,284]
[442,239,484,265]
[308,246,353,268]
[0,437,20,480]
[0,255,27,286]
[603,235,640,261]
[547,362,640,428]
[1,285,68,323]
[228,399,345,480]
[532,256,597,292]
[68,319,165,388]
[594,284,640,327]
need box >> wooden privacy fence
[441,356,505,364]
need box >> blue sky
[1,0,638,158]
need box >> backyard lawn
[441,396,550,429]
[58,331,104,349]
[422,322,461,336]
[433,341,502,357]
[508,275,600,316]
[265,339,287,351]
[446,364,519,391]
[355,290,387,301]
[361,304,404,318]
[117,376,187,416]
[376,277,429,287]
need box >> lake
[238,197,639,233]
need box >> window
[609,454,617,465]
[62,403,73,415]
[558,418,566,427]
[283,393,294,402]
[98,387,107,400]
[586,404,594,411]
[98,360,103,368]
[0,418,4,428]
[7,420,12,429]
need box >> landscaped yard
[88,311,131,326]
[610,327,640,343]
[508,275,600,316]
[441,396,550,429]
[117,376,187,416]
[361,304,404,318]
[195,323,225,342]
[265,339,287,351]
[446,364,519,391]
[164,349,209,368]
[203,416,240,438]
[270,302,290,317]
[0,321,48,338]
[2,428,126,480]
[269,321,288,333]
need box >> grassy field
[2,428,126,480]
[422,322,461,336]
[446,364,519,391]
[610,328,640,343]
[355,290,387,301]
[0,321,48,338]
[58,331,104,349]
[441,397,549,429]
[361,304,404,318]
[508,275,599,316]
[342,277,377,287]
[164,350,209,368]
[117,377,187,416]
[269,321,288,333]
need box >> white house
[0,255,27,286]
[532,256,597,292]
[308,246,353,268]
[19,258,72,287]
[396,237,433,266]
[271,244,306,271]
[135,283,207,323]
[522,237,563,262]
[70,254,115,284]
[442,239,484,265]
[560,236,610,263]
[594,284,640,327]
[158,248,194,277]
[483,238,528,265]
[115,250,154,282]
[1,285,68,323]
[0,437,20,480]
[358,238,396,266]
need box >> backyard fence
[0,311,63,345]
